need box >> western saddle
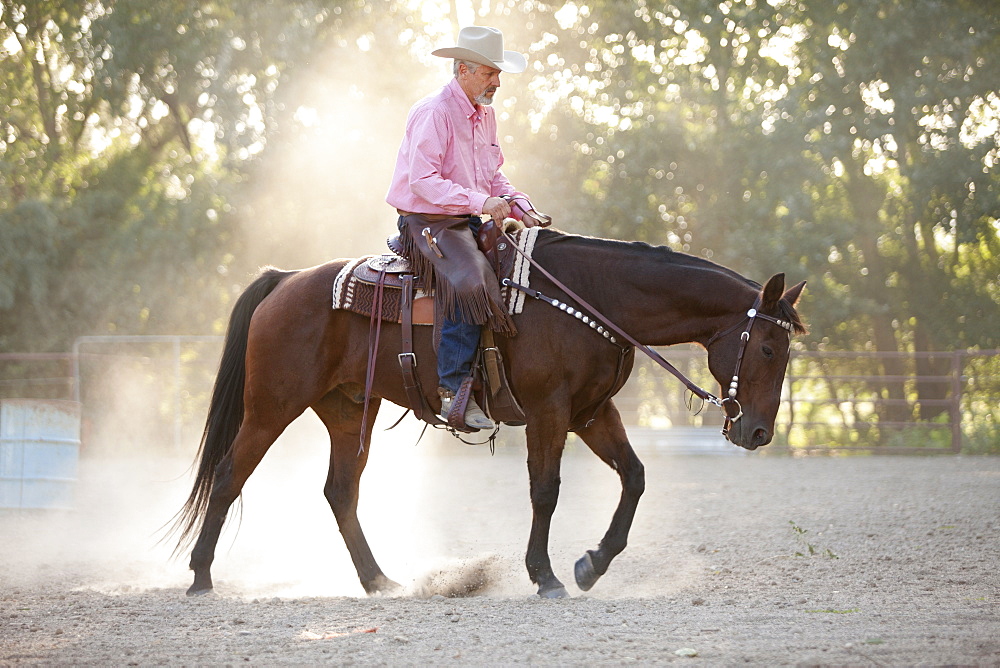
[351,218,525,432]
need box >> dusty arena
[2,415,998,666]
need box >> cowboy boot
[438,388,495,431]
[463,397,495,430]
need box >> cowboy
[387,26,550,431]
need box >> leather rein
[498,227,795,440]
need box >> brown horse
[173,228,805,598]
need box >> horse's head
[706,273,806,450]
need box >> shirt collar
[446,77,482,121]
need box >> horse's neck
[537,234,755,346]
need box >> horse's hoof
[574,551,601,592]
[378,580,404,596]
[186,585,214,597]
[538,585,570,599]
[366,575,403,596]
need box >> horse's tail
[169,266,296,554]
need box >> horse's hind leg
[313,388,400,595]
[572,399,645,592]
[188,415,288,595]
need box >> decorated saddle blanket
[332,225,541,323]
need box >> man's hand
[521,209,552,227]
[483,196,512,221]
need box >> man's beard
[474,89,497,106]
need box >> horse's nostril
[753,427,770,446]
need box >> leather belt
[396,210,473,222]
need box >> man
[386,26,549,431]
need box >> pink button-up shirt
[386,78,527,216]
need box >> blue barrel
[0,399,82,509]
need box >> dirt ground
[1,415,998,666]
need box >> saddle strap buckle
[481,345,502,397]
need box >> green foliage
[0,0,371,350]
[512,0,999,354]
[789,520,838,559]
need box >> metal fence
[0,353,76,400]
[1,339,997,454]
[781,350,999,454]
[0,338,222,453]
[611,347,999,454]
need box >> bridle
[703,295,796,438]
[499,224,795,441]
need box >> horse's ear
[782,280,806,307]
[761,273,785,308]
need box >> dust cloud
[232,31,541,273]
[3,405,507,599]
[2,382,700,601]
[238,40,444,271]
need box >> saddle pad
[502,225,540,315]
[333,256,433,324]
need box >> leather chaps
[397,214,517,336]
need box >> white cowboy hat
[432,26,527,74]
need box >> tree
[791,0,1000,418]
[0,0,381,350]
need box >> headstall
[704,296,795,438]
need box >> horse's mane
[533,227,758,286]
[776,292,808,334]
[533,228,806,334]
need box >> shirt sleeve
[488,134,531,220]
[407,107,489,215]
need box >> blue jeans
[398,215,483,394]
[437,316,481,394]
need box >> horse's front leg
[572,399,645,592]
[524,408,572,598]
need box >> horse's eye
[762,345,774,359]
